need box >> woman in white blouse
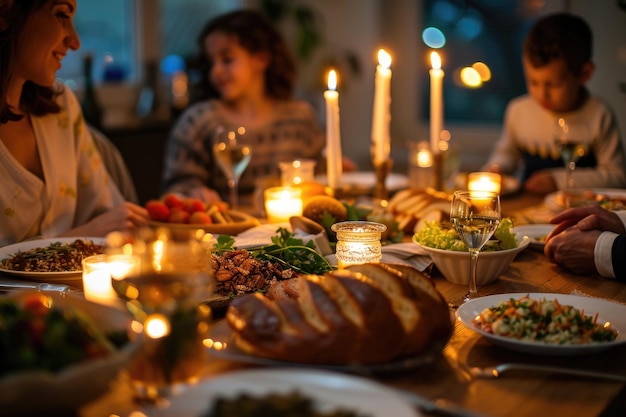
[0,0,149,246]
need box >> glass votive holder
[279,159,317,186]
[467,171,501,194]
[264,186,303,223]
[82,254,140,306]
[331,221,387,268]
[407,141,435,190]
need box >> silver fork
[468,363,626,383]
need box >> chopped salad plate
[457,293,626,355]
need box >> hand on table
[523,172,557,195]
[544,205,625,275]
[60,202,150,237]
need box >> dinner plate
[0,237,105,282]
[149,210,260,236]
[315,171,408,192]
[144,368,420,417]
[457,292,626,356]
[513,224,555,250]
[206,320,449,374]
[544,188,626,211]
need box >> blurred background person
[162,9,329,204]
[483,13,626,195]
[0,0,148,246]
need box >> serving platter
[457,292,626,356]
[206,319,450,375]
[144,368,420,417]
[315,171,408,193]
[0,237,105,282]
[149,210,260,236]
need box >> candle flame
[430,51,441,70]
[377,49,391,69]
[327,69,337,90]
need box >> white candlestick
[429,51,444,154]
[324,69,342,190]
[371,49,392,166]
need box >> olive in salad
[0,293,128,375]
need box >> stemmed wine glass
[553,117,590,192]
[212,126,252,210]
[450,191,501,304]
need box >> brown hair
[523,13,592,76]
[0,0,61,124]
[195,8,296,101]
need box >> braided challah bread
[225,263,451,365]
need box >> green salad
[413,218,518,252]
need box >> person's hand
[523,171,557,195]
[186,186,223,205]
[544,225,601,275]
[61,202,150,237]
[546,205,625,240]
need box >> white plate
[513,224,555,250]
[0,237,105,281]
[457,292,626,356]
[144,368,420,417]
[315,171,408,192]
[544,188,626,211]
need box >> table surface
[3,191,626,417]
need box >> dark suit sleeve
[611,235,626,282]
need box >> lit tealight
[467,172,501,194]
[331,221,387,268]
[264,186,303,223]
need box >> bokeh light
[472,62,492,81]
[422,27,446,49]
[460,67,482,88]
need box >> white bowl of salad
[413,218,530,285]
[0,290,139,415]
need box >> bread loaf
[225,263,451,365]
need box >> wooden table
[6,192,626,416]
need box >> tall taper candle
[371,49,392,166]
[429,51,444,154]
[324,69,342,190]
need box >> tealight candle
[82,254,140,306]
[264,186,303,223]
[331,221,387,268]
[468,172,502,194]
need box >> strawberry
[145,199,171,222]
[169,208,190,224]
[189,211,213,225]
[182,198,206,213]
[163,193,184,210]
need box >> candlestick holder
[432,151,444,191]
[372,158,393,200]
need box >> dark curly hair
[523,12,592,76]
[195,8,296,101]
[0,0,62,124]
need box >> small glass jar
[331,221,387,268]
[279,159,317,186]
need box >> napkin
[233,223,332,255]
[325,243,432,272]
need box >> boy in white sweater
[484,13,626,195]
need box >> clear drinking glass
[212,126,252,210]
[450,191,501,304]
[553,117,590,192]
[106,228,214,401]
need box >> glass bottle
[81,53,103,129]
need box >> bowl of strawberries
[145,193,260,236]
